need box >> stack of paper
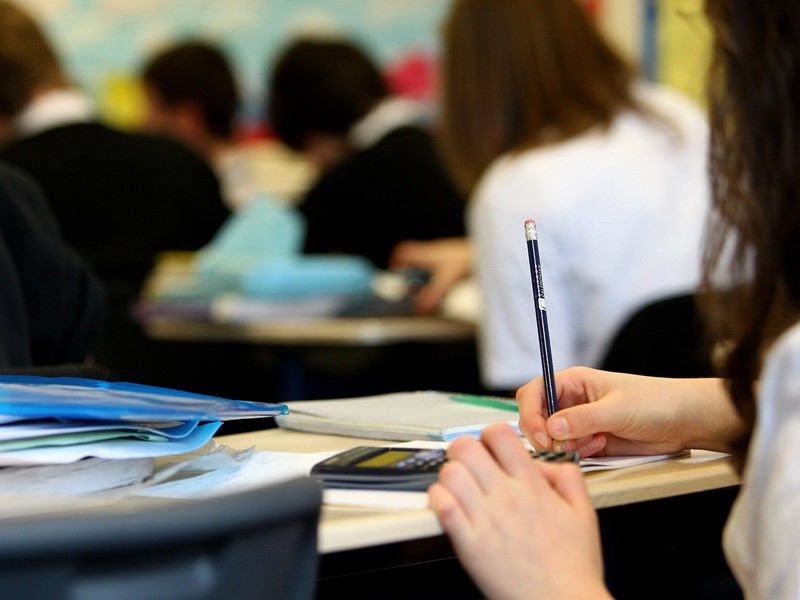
[0,375,287,494]
[275,390,521,442]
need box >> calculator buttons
[396,449,447,472]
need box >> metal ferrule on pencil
[524,219,538,242]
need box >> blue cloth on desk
[241,256,374,299]
[191,196,375,299]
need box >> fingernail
[533,432,549,449]
[549,416,569,437]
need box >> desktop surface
[0,426,741,600]
[217,428,740,553]
[217,428,742,599]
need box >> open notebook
[275,390,520,442]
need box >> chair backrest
[0,476,322,600]
[600,293,714,378]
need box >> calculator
[310,445,580,491]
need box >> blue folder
[0,376,288,422]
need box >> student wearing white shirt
[468,80,710,391]
[429,1,800,598]
[393,0,711,393]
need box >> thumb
[546,402,618,442]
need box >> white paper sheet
[135,440,700,509]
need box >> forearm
[676,377,747,453]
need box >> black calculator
[310,445,579,491]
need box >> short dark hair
[142,40,239,138]
[0,0,66,119]
[267,37,388,151]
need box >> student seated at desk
[0,161,104,369]
[391,0,711,395]
[0,1,230,386]
[429,1,797,598]
[266,36,467,271]
[140,39,282,213]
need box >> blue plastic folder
[0,376,288,422]
[0,376,289,466]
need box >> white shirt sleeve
[724,322,800,599]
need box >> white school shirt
[467,82,711,391]
[724,320,800,599]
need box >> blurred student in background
[267,36,466,270]
[395,0,712,394]
[141,40,277,212]
[0,0,229,384]
[431,1,800,598]
[0,161,104,371]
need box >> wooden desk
[0,428,739,600]
[143,314,475,347]
[142,314,481,405]
[139,253,475,348]
[217,428,740,554]
[138,254,482,403]
[216,428,743,599]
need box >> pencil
[524,219,559,416]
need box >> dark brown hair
[0,1,66,119]
[701,0,800,472]
[142,40,239,139]
[438,0,644,193]
[267,37,388,151]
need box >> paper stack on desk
[275,390,521,442]
[0,375,288,495]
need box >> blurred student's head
[0,1,66,125]
[438,0,639,193]
[267,36,388,169]
[141,40,239,149]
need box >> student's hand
[428,423,611,600]
[517,367,738,457]
[388,237,472,314]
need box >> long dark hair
[438,0,643,194]
[701,0,800,472]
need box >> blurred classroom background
[17,0,711,144]
[8,0,713,411]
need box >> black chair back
[0,476,322,600]
[600,293,714,378]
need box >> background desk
[219,428,743,599]
[143,314,475,346]
[130,252,483,403]
[142,315,485,413]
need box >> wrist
[679,378,744,452]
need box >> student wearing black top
[267,37,466,270]
[0,161,104,369]
[0,2,228,301]
[0,1,229,386]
